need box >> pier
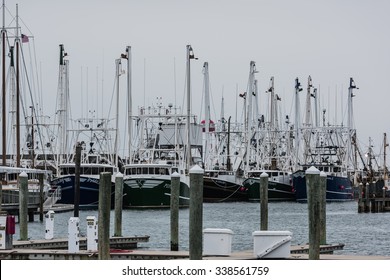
[0,241,348,260]
[357,183,390,213]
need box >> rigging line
[107,68,118,121]
[32,37,44,109]
[20,41,47,160]
[209,79,217,122]
[27,38,38,109]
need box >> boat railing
[43,186,62,209]
[1,188,42,204]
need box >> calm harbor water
[14,201,390,256]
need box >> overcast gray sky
[4,0,390,162]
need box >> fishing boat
[122,45,201,207]
[49,45,119,208]
[0,166,52,204]
[201,115,248,202]
[201,62,247,202]
[292,77,357,202]
[0,2,54,205]
[293,165,354,202]
[242,73,295,201]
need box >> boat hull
[122,177,190,208]
[203,176,248,202]
[243,178,296,201]
[293,170,354,202]
[51,175,115,208]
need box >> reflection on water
[14,201,390,256]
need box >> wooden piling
[114,172,123,237]
[260,172,268,231]
[170,172,180,251]
[98,172,111,260]
[39,173,44,222]
[19,172,28,241]
[189,165,204,260]
[358,183,364,213]
[73,144,82,218]
[364,183,370,212]
[0,181,2,212]
[319,171,327,245]
[306,166,320,260]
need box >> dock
[358,197,390,213]
[12,236,150,250]
[2,240,380,260]
[1,245,388,260]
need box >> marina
[0,1,389,267]
[1,200,389,259]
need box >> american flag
[21,34,29,43]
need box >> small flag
[21,34,29,43]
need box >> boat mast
[294,77,302,167]
[185,45,196,172]
[254,79,260,168]
[313,88,319,127]
[15,4,21,167]
[202,62,211,168]
[245,61,256,172]
[347,77,357,172]
[125,46,132,164]
[384,133,388,186]
[57,44,69,165]
[114,58,122,168]
[9,46,16,164]
[267,77,276,169]
[2,0,6,165]
[303,76,313,165]
[268,77,275,130]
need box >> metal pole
[189,165,204,260]
[170,172,180,251]
[260,172,268,231]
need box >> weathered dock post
[74,144,82,218]
[19,172,28,241]
[306,166,320,260]
[364,182,370,212]
[319,171,327,245]
[189,165,204,260]
[98,172,111,260]
[358,183,364,213]
[371,182,377,213]
[170,172,180,251]
[114,172,123,237]
[260,172,268,231]
[0,181,2,211]
[39,173,44,222]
